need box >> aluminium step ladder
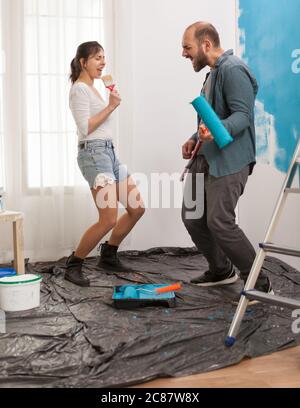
[225,139,300,347]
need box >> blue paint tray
[0,268,17,278]
[113,284,177,309]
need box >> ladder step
[243,290,300,309]
[259,243,300,257]
[296,157,300,164]
[285,188,300,194]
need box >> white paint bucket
[0,274,42,312]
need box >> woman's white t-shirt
[69,82,113,142]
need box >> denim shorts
[77,139,129,189]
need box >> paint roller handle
[191,96,233,149]
[155,282,182,294]
[199,123,213,141]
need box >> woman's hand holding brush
[102,74,122,111]
[108,89,122,111]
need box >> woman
[66,41,145,287]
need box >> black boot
[97,242,132,272]
[65,252,90,287]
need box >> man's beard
[193,49,209,72]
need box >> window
[24,0,105,188]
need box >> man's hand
[199,124,214,142]
[182,139,196,159]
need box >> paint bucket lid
[0,274,42,285]
[0,268,17,278]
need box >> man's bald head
[185,22,221,49]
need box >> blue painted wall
[238,0,300,172]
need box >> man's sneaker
[190,267,239,287]
[248,278,274,305]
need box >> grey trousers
[182,155,267,285]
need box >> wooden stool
[0,211,25,275]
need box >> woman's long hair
[70,41,104,84]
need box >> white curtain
[0,0,4,192]
[0,0,115,262]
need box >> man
[181,22,272,294]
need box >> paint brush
[101,74,115,91]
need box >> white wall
[115,0,236,250]
[239,164,300,270]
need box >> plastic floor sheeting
[0,247,300,388]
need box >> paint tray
[113,283,178,309]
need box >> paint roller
[191,95,233,149]
[124,283,182,299]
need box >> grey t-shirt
[202,69,215,103]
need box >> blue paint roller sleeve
[191,96,233,149]
[124,287,138,298]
